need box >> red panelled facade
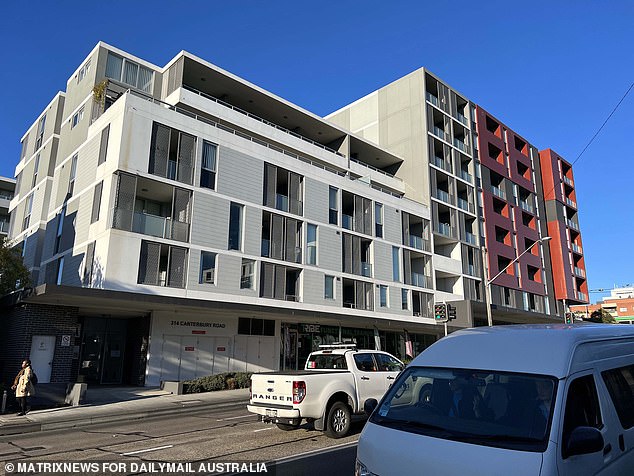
[475,106,546,297]
[539,149,588,304]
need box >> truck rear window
[306,355,348,370]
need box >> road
[0,403,361,475]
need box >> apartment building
[327,69,585,326]
[0,177,15,239]
[571,287,634,324]
[3,43,442,387]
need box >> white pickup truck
[247,345,404,438]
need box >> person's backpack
[30,371,38,385]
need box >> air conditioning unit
[203,269,215,283]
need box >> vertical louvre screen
[105,53,122,80]
[271,214,284,260]
[343,234,353,274]
[289,173,301,215]
[113,173,137,231]
[355,281,364,309]
[402,212,410,246]
[403,250,412,285]
[123,61,139,87]
[264,163,276,208]
[91,181,103,223]
[98,126,110,165]
[274,265,286,300]
[285,218,298,262]
[166,57,184,96]
[83,241,95,286]
[260,262,275,298]
[363,198,372,235]
[171,188,191,242]
[137,66,153,93]
[149,123,170,178]
[352,235,360,275]
[177,132,195,185]
[138,241,161,285]
[354,195,364,233]
[168,246,187,288]
[365,282,374,311]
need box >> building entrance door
[29,335,56,383]
[79,317,127,384]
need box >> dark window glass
[602,365,634,429]
[238,318,251,335]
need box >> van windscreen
[371,367,557,452]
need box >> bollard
[2,390,7,414]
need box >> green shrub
[183,372,252,394]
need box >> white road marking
[253,427,275,433]
[275,441,358,463]
[121,444,174,456]
[216,415,252,421]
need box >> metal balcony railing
[435,189,451,203]
[436,222,453,237]
[432,126,445,140]
[408,234,431,252]
[350,157,400,180]
[112,208,189,243]
[411,272,431,288]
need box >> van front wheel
[325,402,351,438]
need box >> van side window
[354,354,377,372]
[602,364,634,429]
[562,375,603,456]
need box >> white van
[356,324,634,476]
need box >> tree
[587,308,617,324]
[0,237,30,296]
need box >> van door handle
[603,444,612,456]
[387,376,395,380]
[361,376,369,380]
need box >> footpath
[0,387,250,436]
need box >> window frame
[325,275,335,300]
[200,140,218,190]
[228,202,244,251]
[199,251,217,285]
[306,223,317,265]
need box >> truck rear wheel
[276,423,300,431]
[325,401,351,438]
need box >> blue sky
[1,1,632,303]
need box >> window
[201,141,217,190]
[238,317,275,336]
[77,59,91,83]
[35,115,46,150]
[20,135,29,160]
[56,257,65,285]
[379,285,388,307]
[602,365,634,429]
[260,262,300,301]
[375,202,383,238]
[392,246,400,282]
[98,125,110,165]
[105,52,153,93]
[91,182,103,224]
[263,163,303,215]
[329,187,338,224]
[68,154,78,195]
[199,251,217,284]
[241,259,255,289]
[83,241,95,286]
[22,193,33,231]
[149,123,196,185]
[325,275,335,299]
[32,154,40,188]
[402,288,409,310]
[228,202,243,250]
[261,211,302,263]
[71,107,84,129]
[307,224,317,265]
[55,205,66,254]
[561,375,602,459]
[138,241,188,288]
[354,353,377,372]
[376,353,403,372]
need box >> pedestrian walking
[11,360,35,416]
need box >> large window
[228,202,243,251]
[199,251,217,284]
[306,224,317,265]
[263,163,303,215]
[201,141,218,190]
[149,123,196,185]
[105,52,154,93]
[238,318,275,336]
[260,262,300,301]
[138,240,188,288]
[261,211,302,263]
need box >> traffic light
[447,304,457,321]
[434,303,448,322]
[565,312,574,324]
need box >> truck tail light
[293,381,306,404]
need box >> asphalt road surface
[0,403,361,475]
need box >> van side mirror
[364,398,378,417]
[564,426,604,458]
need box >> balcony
[490,185,506,200]
[574,266,586,278]
[465,232,477,245]
[411,272,431,288]
[519,200,534,213]
[409,235,431,252]
[361,262,372,278]
[432,156,451,173]
[436,222,453,237]
[458,169,473,183]
[565,198,577,208]
[576,291,588,301]
[565,218,580,231]
[571,243,583,254]
[275,194,303,215]
[112,208,189,242]
[455,112,469,127]
[458,197,474,213]
[453,138,467,153]
[563,176,574,187]
[426,92,440,108]
[435,189,452,204]
[432,126,445,140]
